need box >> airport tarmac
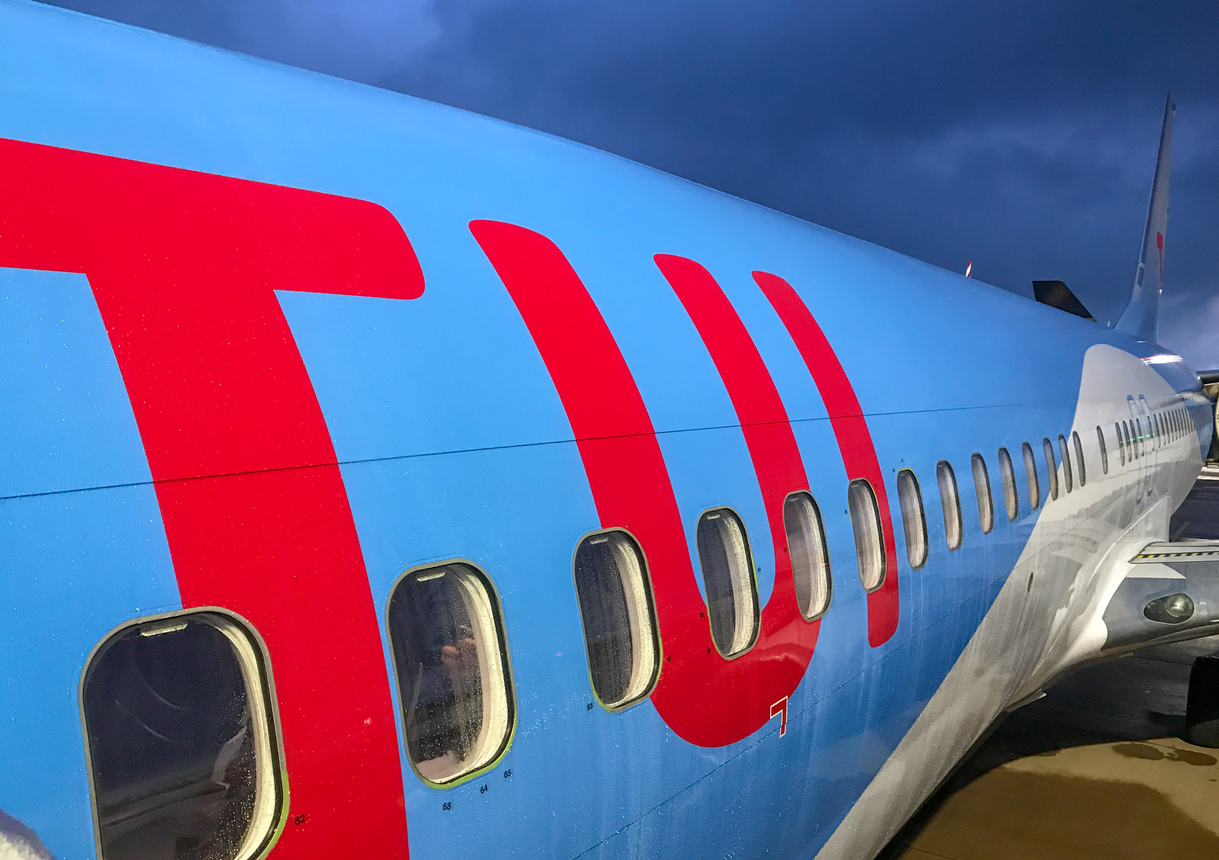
[881,470,1219,860]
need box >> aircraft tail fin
[1115,93,1175,342]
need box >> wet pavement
[881,469,1219,860]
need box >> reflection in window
[1043,438,1059,500]
[1097,426,1108,474]
[937,461,962,550]
[896,469,928,569]
[697,508,759,657]
[848,480,887,590]
[82,613,282,860]
[971,453,994,534]
[784,492,832,620]
[1115,422,1125,466]
[1022,442,1040,510]
[1058,434,1073,493]
[998,447,1019,521]
[388,563,514,785]
[1135,418,1144,458]
[573,531,660,710]
[1073,431,1087,486]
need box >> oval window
[1022,441,1040,510]
[82,612,284,860]
[388,563,515,785]
[971,453,994,534]
[998,447,1019,521]
[937,461,963,550]
[573,530,660,710]
[1072,431,1087,486]
[784,492,832,620]
[697,508,760,657]
[1043,438,1059,500]
[895,469,928,569]
[848,479,887,591]
[1058,434,1073,493]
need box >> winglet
[1116,93,1175,342]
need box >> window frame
[847,479,888,591]
[1043,438,1059,500]
[936,460,963,551]
[1072,430,1087,486]
[695,506,761,659]
[386,559,517,788]
[80,608,287,860]
[571,527,662,712]
[997,447,1019,521]
[895,469,929,570]
[971,453,994,534]
[1057,434,1073,493]
[1022,441,1040,510]
[783,491,834,621]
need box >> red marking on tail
[753,271,899,645]
[0,138,420,858]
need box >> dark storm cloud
[45,0,1219,365]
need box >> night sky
[44,0,1219,368]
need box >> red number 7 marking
[0,138,423,859]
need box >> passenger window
[998,447,1019,521]
[573,530,660,710]
[784,492,833,620]
[82,612,283,860]
[1115,422,1125,466]
[1097,426,1108,473]
[895,469,928,569]
[971,453,994,534]
[1135,418,1144,457]
[936,461,963,550]
[1072,431,1087,486]
[697,508,760,657]
[1022,442,1040,509]
[847,480,887,590]
[388,563,514,785]
[1043,438,1059,500]
[1058,434,1073,493]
